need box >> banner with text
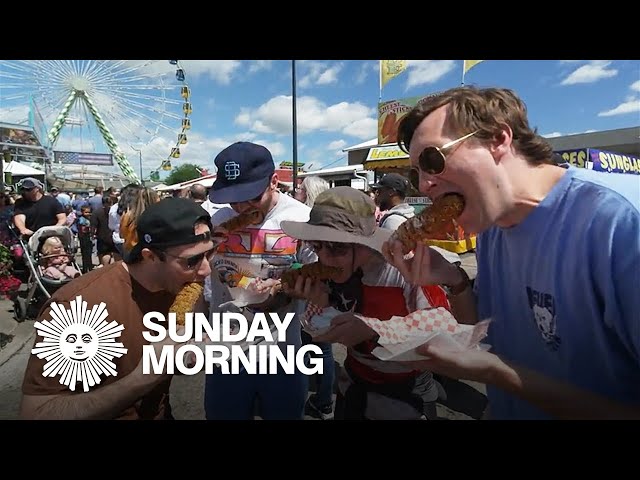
[378,92,441,146]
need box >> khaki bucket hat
[281,186,391,252]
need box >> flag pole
[461,60,465,86]
[379,60,383,102]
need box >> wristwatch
[442,264,471,297]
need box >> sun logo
[31,295,128,393]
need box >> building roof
[545,126,640,157]
[343,138,378,152]
[298,164,365,177]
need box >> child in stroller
[40,236,81,281]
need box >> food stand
[556,148,640,175]
[364,94,476,254]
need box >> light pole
[131,147,144,185]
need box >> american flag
[54,151,113,166]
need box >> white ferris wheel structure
[0,60,193,183]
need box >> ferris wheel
[0,60,193,182]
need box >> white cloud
[316,64,343,85]
[328,139,347,150]
[235,95,376,140]
[630,80,640,92]
[560,60,618,85]
[355,62,376,85]
[298,61,344,88]
[405,60,457,90]
[598,98,640,117]
[249,60,273,73]
[180,60,242,85]
[542,132,563,138]
[343,117,378,140]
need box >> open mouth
[436,192,466,219]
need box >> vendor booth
[556,148,640,175]
[366,93,476,254]
[2,160,47,189]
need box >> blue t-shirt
[474,166,640,419]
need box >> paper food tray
[360,308,491,362]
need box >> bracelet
[442,264,471,297]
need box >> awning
[363,144,410,170]
[2,160,46,176]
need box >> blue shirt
[474,166,640,419]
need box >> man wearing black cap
[371,173,415,230]
[203,141,314,420]
[13,177,66,237]
[20,197,214,420]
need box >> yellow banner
[463,60,484,74]
[380,60,407,89]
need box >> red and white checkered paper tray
[356,307,491,362]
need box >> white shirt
[108,203,123,245]
[204,193,313,349]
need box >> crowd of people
[11,85,640,420]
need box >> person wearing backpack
[372,173,415,231]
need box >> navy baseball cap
[209,142,275,204]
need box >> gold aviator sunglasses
[408,130,478,189]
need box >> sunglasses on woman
[307,241,352,256]
[408,130,478,189]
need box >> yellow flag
[380,60,408,89]
[463,60,484,74]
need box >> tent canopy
[3,161,46,176]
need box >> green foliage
[0,244,13,274]
[163,163,203,185]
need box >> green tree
[164,163,203,185]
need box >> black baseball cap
[209,142,275,204]
[124,197,212,263]
[372,173,410,196]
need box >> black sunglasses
[409,131,478,189]
[307,241,352,256]
[160,246,217,270]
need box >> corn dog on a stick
[170,282,204,326]
[391,193,465,254]
[218,209,265,233]
[119,210,138,252]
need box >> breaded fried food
[119,210,138,252]
[391,193,465,253]
[280,262,343,288]
[170,282,204,326]
[219,209,265,233]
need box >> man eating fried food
[203,141,316,420]
[20,197,214,420]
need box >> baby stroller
[12,225,81,322]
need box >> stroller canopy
[27,226,74,255]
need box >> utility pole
[292,60,298,195]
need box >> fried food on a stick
[391,193,465,254]
[120,210,138,252]
[218,209,265,233]
[280,262,343,288]
[170,282,204,326]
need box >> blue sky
[0,60,638,181]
